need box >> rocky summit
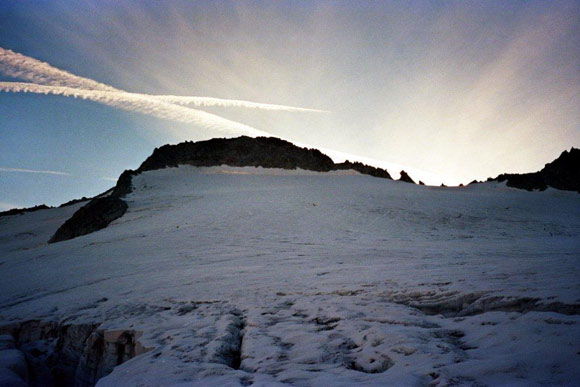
[490,148,580,192]
[48,136,393,243]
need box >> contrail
[152,95,328,113]
[0,82,272,136]
[0,47,118,91]
[0,166,71,176]
[0,47,327,113]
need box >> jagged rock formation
[48,170,138,243]
[58,197,90,208]
[398,170,415,184]
[489,148,579,192]
[17,141,580,244]
[49,136,393,243]
[49,198,128,244]
[138,136,335,172]
[334,160,392,179]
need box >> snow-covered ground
[1,165,579,386]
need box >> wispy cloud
[152,95,328,113]
[0,166,71,176]
[0,82,272,136]
[0,47,118,91]
[0,47,326,113]
[0,47,329,139]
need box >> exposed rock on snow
[398,170,415,184]
[47,170,136,243]
[48,198,128,244]
[138,136,336,173]
[137,136,393,179]
[490,147,580,192]
[333,160,392,179]
[49,136,393,243]
[47,138,578,245]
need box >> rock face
[49,136,393,244]
[138,136,335,173]
[48,169,137,244]
[490,148,580,192]
[398,170,416,184]
[334,161,392,179]
[48,198,128,244]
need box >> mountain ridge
[47,136,394,243]
[488,148,579,193]
[4,138,577,243]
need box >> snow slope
[0,166,579,386]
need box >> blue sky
[1,0,579,209]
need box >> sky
[1,0,579,210]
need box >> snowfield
[1,165,579,386]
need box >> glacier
[1,165,579,386]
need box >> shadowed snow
[0,166,579,386]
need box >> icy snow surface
[1,165,579,386]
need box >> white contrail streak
[0,82,271,136]
[0,167,71,176]
[0,47,118,91]
[0,47,327,113]
[152,95,328,113]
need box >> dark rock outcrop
[138,136,335,173]
[48,170,137,244]
[140,137,393,179]
[490,148,579,192]
[334,160,392,179]
[398,170,415,184]
[58,197,89,208]
[49,197,128,243]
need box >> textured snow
[0,165,579,386]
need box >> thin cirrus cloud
[0,167,71,176]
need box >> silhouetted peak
[491,148,579,192]
[138,136,335,173]
[398,170,415,184]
